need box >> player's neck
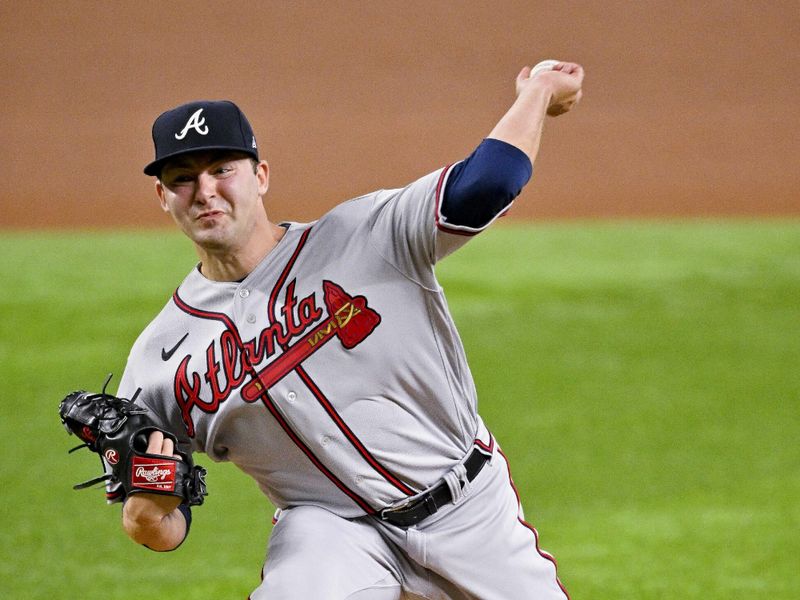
[195,221,287,282]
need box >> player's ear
[155,180,170,212]
[256,160,270,196]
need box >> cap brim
[143,145,259,176]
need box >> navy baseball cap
[144,100,259,176]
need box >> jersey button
[287,391,297,402]
[246,314,257,324]
[321,435,331,446]
[239,288,250,298]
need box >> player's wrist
[123,493,178,526]
[122,499,186,550]
[518,79,555,105]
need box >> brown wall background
[1,1,798,229]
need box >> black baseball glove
[59,377,207,506]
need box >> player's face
[156,151,270,252]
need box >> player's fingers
[161,436,175,457]
[146,430,164,454]
[555,62,578,74]
[554,63,584,84]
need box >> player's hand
[126,430,183,516]
[516,62,584,116]
[122,431,184,547]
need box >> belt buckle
[379,495,416,521]
[378,505,397,522]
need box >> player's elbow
[461,177,524,206]
[441,138,532,228]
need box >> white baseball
[529,59,560,78]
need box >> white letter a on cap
[175,108,209,140]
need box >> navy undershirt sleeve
[440,138,532,229]
[177,503,193,533]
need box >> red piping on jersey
[173,289,241,336]
[268,227,312,319]
[497,447,571,599]
[296,366,417,496]
[261,228,380,512]
[266,228,417,499]
[474,433,495,455]
[257,383,376,514]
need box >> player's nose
[193,172,217,203]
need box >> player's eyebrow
[166,152,247,172]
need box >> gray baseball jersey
[117,163,570,599]
[117,165,501,518]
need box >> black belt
[379,445,491,528]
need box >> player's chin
[187,224,231,249]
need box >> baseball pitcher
[60,60,583,599]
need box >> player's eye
[162,174,194,189]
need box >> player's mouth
[196,210,225,221]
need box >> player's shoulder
[313,171,438,221]
[308,168,446,226]
[308,190,384,233]
[329,190,383,218]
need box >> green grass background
[1,221,798,599]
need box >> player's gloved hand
[516,62,584,116]
[59,382,207,506]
